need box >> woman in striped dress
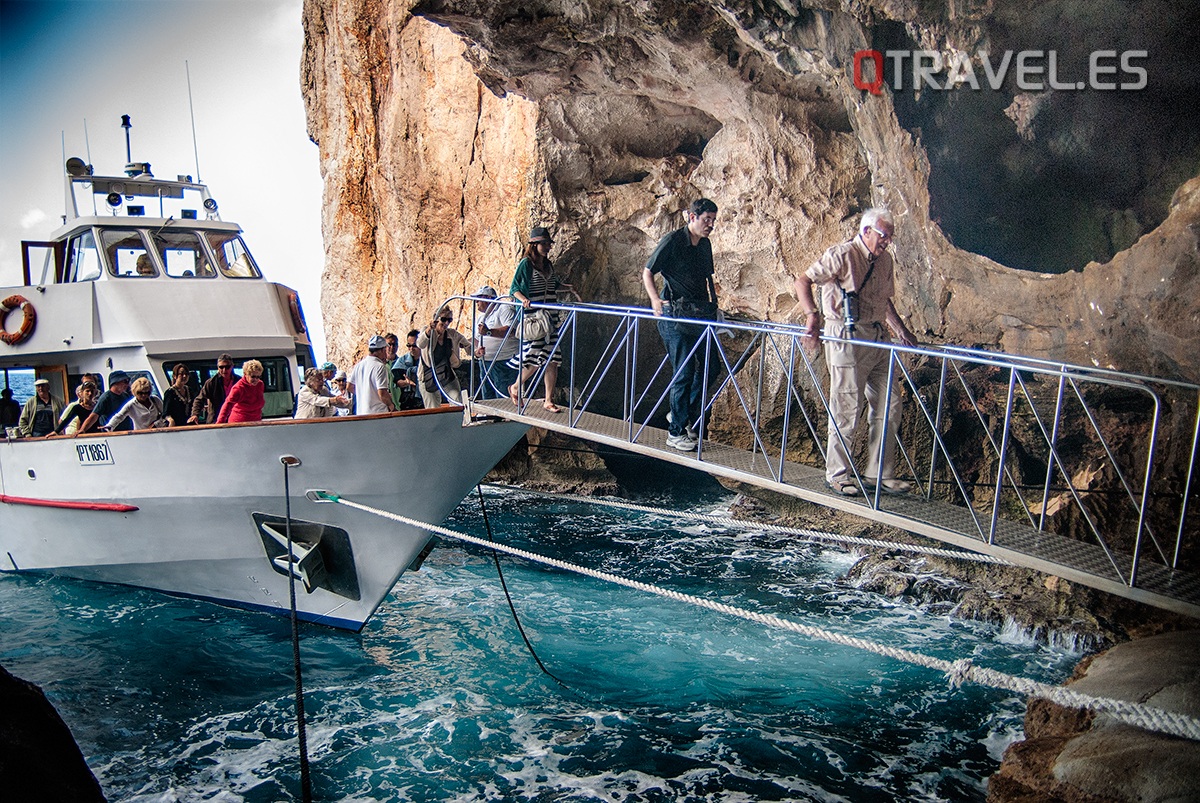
[506,226,580,413]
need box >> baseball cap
[334,370,347,381]
[108,370,130,385]
[321,361,336,371]
[529,226,553,243]
[368,335,387,351]
[474,285,497,299]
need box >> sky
[0,0,328,359]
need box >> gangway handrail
[435,296,1198,604]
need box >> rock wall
[302,0,1200,381]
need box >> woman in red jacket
[216,359,266,423]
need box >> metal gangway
[440,297,1200,619]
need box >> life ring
[287,292,307,335]
[0,295,36,346]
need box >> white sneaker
[666,411,698,440]
[666,433,699,451]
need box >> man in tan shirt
[794,208,916,496]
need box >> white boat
[0,125,527,630]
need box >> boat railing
[435,295,1199,592]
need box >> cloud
[19,208,47,230]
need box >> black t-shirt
[644,226,714,303]
[94,390,134,431]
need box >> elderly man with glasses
[793,207,917,498]
[188,353,238,425]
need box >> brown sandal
[543,401,562,413]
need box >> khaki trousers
[824,336,902,485]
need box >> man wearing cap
[17,378,64,438]
[80,370,134,434]
[470,286,518,400]
[642,198,721,451]
[320,362,338,394]
[794,207,917,497]
[348,335,396,415]
[189,353,237,425]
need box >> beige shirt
[805,236,895,338]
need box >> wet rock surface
[988,630,1200,803]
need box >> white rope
[320,491,1200,742]
[480,484,1013,565]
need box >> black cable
[474,484,572,691]
[283,460,313,803]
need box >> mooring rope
[313,490,1200,742]
[479,483,1013,566]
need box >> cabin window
[67,231,102,282]
[153,230,215,278]
[99,229,155,277]
[162,356,294,420]
[204,232,261,279]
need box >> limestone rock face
[302,0,1199,381]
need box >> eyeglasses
[217,364,233,371]
[870,226,893,243]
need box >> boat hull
[0,409,526,630]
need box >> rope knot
[947,658,974,689]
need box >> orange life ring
[288,292,307,335]
[0,294,36,346]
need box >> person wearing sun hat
[507,225,581,412]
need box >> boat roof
[54,158,231,240]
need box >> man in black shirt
[80,370,133,433]
[642,198,719,451]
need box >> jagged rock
[0,664,106,802]
[303,0,1200,382]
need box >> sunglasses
[217,364,233,371]
[438,317,453,323]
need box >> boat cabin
[1,158,314,422]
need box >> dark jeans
[473,357,518,400]
[657,316,708,436]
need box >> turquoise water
[0,486,1079,801]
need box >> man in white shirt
[470,286,518,399]
[347,335,395,415]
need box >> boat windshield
[152,229,216,278]
[100,229,155,277]
[204,232,261,279]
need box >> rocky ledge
[988,630,1200,803]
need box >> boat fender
[0,294,36,346]
[288,292,307,334]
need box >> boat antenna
[186,60,202,182]
[121,114,132,163]
[83,118,93,166]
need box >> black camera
[842,288,860,335]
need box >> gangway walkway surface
[447,298,1200,619]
